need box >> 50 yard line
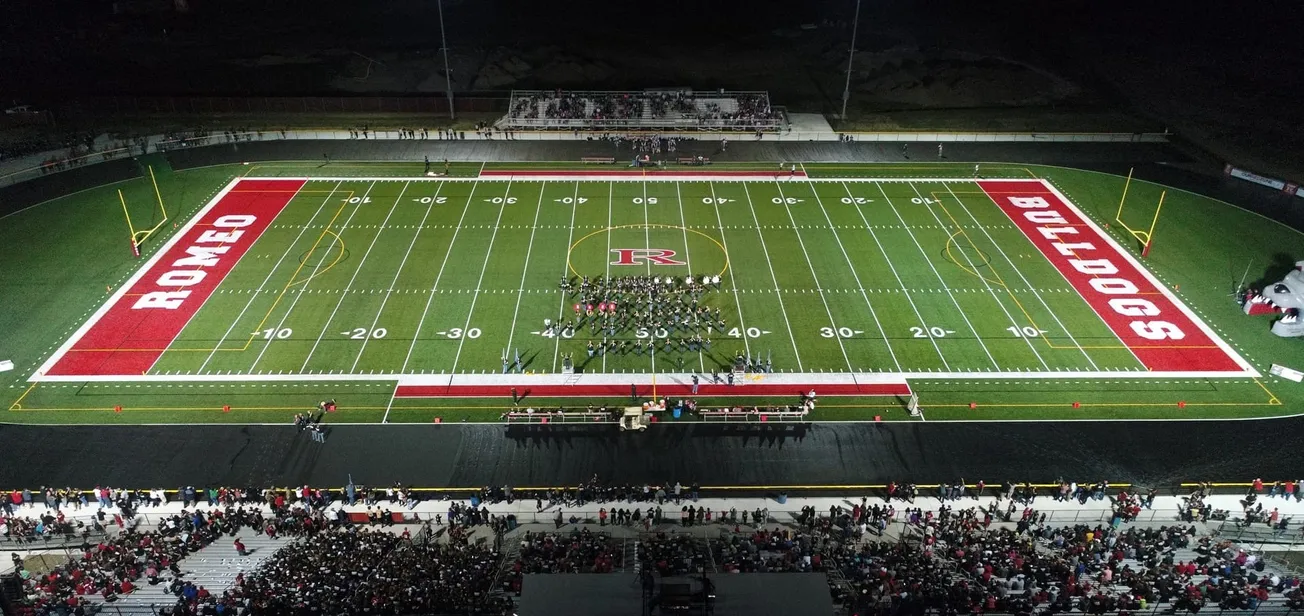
[349,181,447,373]
[449,179,513,373]
[675,181,705,372]
[400,181,480,373]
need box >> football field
[33,171,1254,384]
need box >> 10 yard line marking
[844,182,950,370]
[708,181,752,361]
[249,181,378,372]
[806,180,901,372]
[676,181,705,372]
[945,183,1097,370]
[551,182,580,372]
[350,181,447,372]
[504,181,547,357]
[773,180,854,372]
[401,181,480,373]
[908,181,1047,370]
[742,183,804,371]
[198,182,342,372]
[450,179,513,373]
[876,181,1000,370]
[299,181,412,371]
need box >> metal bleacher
[105,533,291,615]
[499,89,785,132]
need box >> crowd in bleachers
[505,90,781,130]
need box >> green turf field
[2,161,1301,423]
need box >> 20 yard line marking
[503,181,547,358]
[449,179,513,373]
[805,180,901,372]
[298,181,412,371]
[249,181,378,372]
[400,181,480,373]
[876,181,1000,370]
[349,181,447,372]
[551,181,581,372]
[773,180,853,372]
[708,181,752,361]
[843,182,950,370]
[198,182,342,372]
[944,183,1097,370]
[742,183,804,371]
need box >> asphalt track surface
[2,416,1301,489]
[4,139,1300,490]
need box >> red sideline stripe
[47,179,306,376]
[395,382,910,398]
[978,180,1241,372]
[479,170,807,177]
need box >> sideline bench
[581,156,616,164]
[503,410,615,424]
[677,156,711,165]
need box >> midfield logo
[609,248,687,266]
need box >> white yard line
[804,181,902,372]
[675,181,705,372]
[602,181,613,373]
[550,182,581,372]
[449,179,513,373]
[248,181,378,372]
[194,180,331,373]
[842,182,950,370]
[943,183,1098,370]
[741,183,804,371]
[906,182,1049,371]
[503,181,547,357]
[400,181,480,373]
[298,181,412,371]
[380,382,400,424]
[772,180,854,372]
[874,182,1000,370]
[349,182,447,372]
[708,181,752,362]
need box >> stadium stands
[500,90,784,132]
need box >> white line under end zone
[238,176,1024,184]
[29,176,249,382]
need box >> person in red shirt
[234,538,247,556]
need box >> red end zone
[978,180,1246,373]
[42,179,306,377]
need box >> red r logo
[610,249,687,266]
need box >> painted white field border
[240,176,1036,184]
[30,177,249,382]
[1034,179,1259,377]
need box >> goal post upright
[1140,190,1166,258]
[119,189,140,257]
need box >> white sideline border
[28,176,1258,383]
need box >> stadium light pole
[840,0,862,120]
[437,0,456,121]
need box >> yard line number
[342,327,388,339]
[441,327,481,339]
[258,327,292,339]
[910,326,954,338]
[346,197,372,204]
[413,196,448,204]
[1006,326,1048,337]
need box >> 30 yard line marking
[450,179,512,373]
[401,181,480,373]
[299,181,412,371]
[675,181,705,372]
[773,180,853,372]
[843,182,949,370]
[504,181,547,357]
[876,181,1000,370]
[551,182,581,372]
[805,180,901,372]
[908,181,1047,370]
[350,181,447,372]
[742,183,804,371]
[708,181,752,361]
[249,181,377,372]
[198,182,342,372]
[942,183,1097,370]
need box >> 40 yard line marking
[708,181,752,361]
[773,179,853,372]
[350,181,447,372]
[942,183,1098,370]
[503,181,547,357]
[450,179,513,373]
[843,182,949,370]
[875,181,1000,370]
[250,181,377,372]
[299,181,412,371]
[198,182,342,372]
[551,181,580,372]
[806,180,901,372]
[908,181,1047,370]
[742,183,803,371]
[401,181,480,373]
